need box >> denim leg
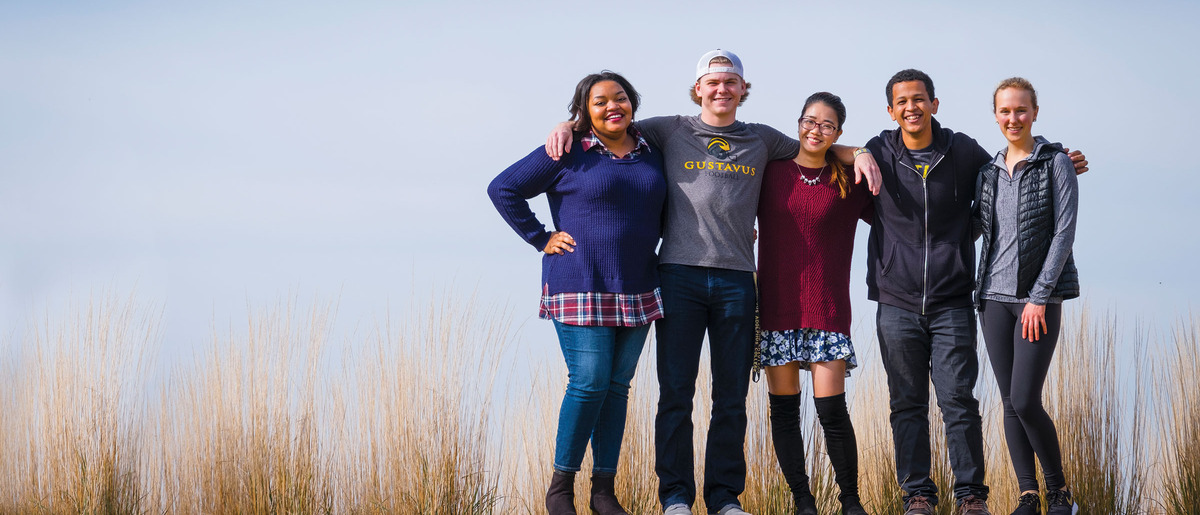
[590,324,651,474]
[702,267,755,511]
[552,321,616,472]
[927,306,988,501]
[876,303,937,505]
[655,264,709,508]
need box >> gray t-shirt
[907,145,936,177]
[637,115,799,271]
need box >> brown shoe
[905,495,934,515]
[956,495,990,515]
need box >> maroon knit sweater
[757,160,873,334]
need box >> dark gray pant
[979,299,1065,493]
[876,304,988,506]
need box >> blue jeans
[552,320,650,474]
[654,264,756,511]
[876,304,987,506]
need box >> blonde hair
[690,56,751,106]
[993,77,1038,110]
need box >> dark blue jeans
[552,320,651,474]
[654,264,756,512]
[876,304,988,506]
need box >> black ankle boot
[546,469,577,515]
[769,393,816,515]
[589,473,628,515]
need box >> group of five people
[488,49,1083,515]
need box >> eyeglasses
[800,117,839,136]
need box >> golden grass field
[1,292,1195,514]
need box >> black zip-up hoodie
[864,117,992,315]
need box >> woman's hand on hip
[543,231,576,255]
[1021,302,1048,342]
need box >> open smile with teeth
[605,113,625,122]
[904,113,923,123]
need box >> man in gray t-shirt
[638,114,797,273]
[549,50,879,515]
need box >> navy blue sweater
[488,142,666,295]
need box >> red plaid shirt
[540,285,663,327]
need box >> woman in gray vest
[974,77,1080,515]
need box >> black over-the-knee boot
[815,393,865,515]
[769,393,817,515]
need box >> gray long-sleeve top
[980,137,1079,305]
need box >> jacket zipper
[899,154,945,315]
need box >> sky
[2,0,1198,365]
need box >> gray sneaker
[664,503,693,515]
[716,504,753,515]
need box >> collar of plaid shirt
[580,126,651,159]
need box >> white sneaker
[664,503,693,515]
[717,504,753,515]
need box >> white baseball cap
[695,49,744,80]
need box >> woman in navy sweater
[488,71,665,515]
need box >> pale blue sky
[2,1,1197,361]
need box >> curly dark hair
[567,71,640,133]
[885,69,935,106]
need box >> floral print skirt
[759,328,858,376]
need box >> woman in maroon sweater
[757,92,872,515]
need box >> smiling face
[798,101,841,157]
[994,87,1038,145]
[887,80,939,144]
[694,71,746,120]
[586,80,633,141]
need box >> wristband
[853,147,871,159]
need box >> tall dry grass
[1044,310,1146,514]
[0,294,156,514]
[145,299,334,513]
[0,296,1189,514]
[1156,316,1200,515]
[330,293,509,514]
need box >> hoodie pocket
[880,241,924,296]
[927,241,971,298]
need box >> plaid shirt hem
[539,286,663,327]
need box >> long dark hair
[567,70,640,133]
[800,91,851,198]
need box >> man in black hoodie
[863,69,1084,515]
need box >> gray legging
[979,299,1065,493]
